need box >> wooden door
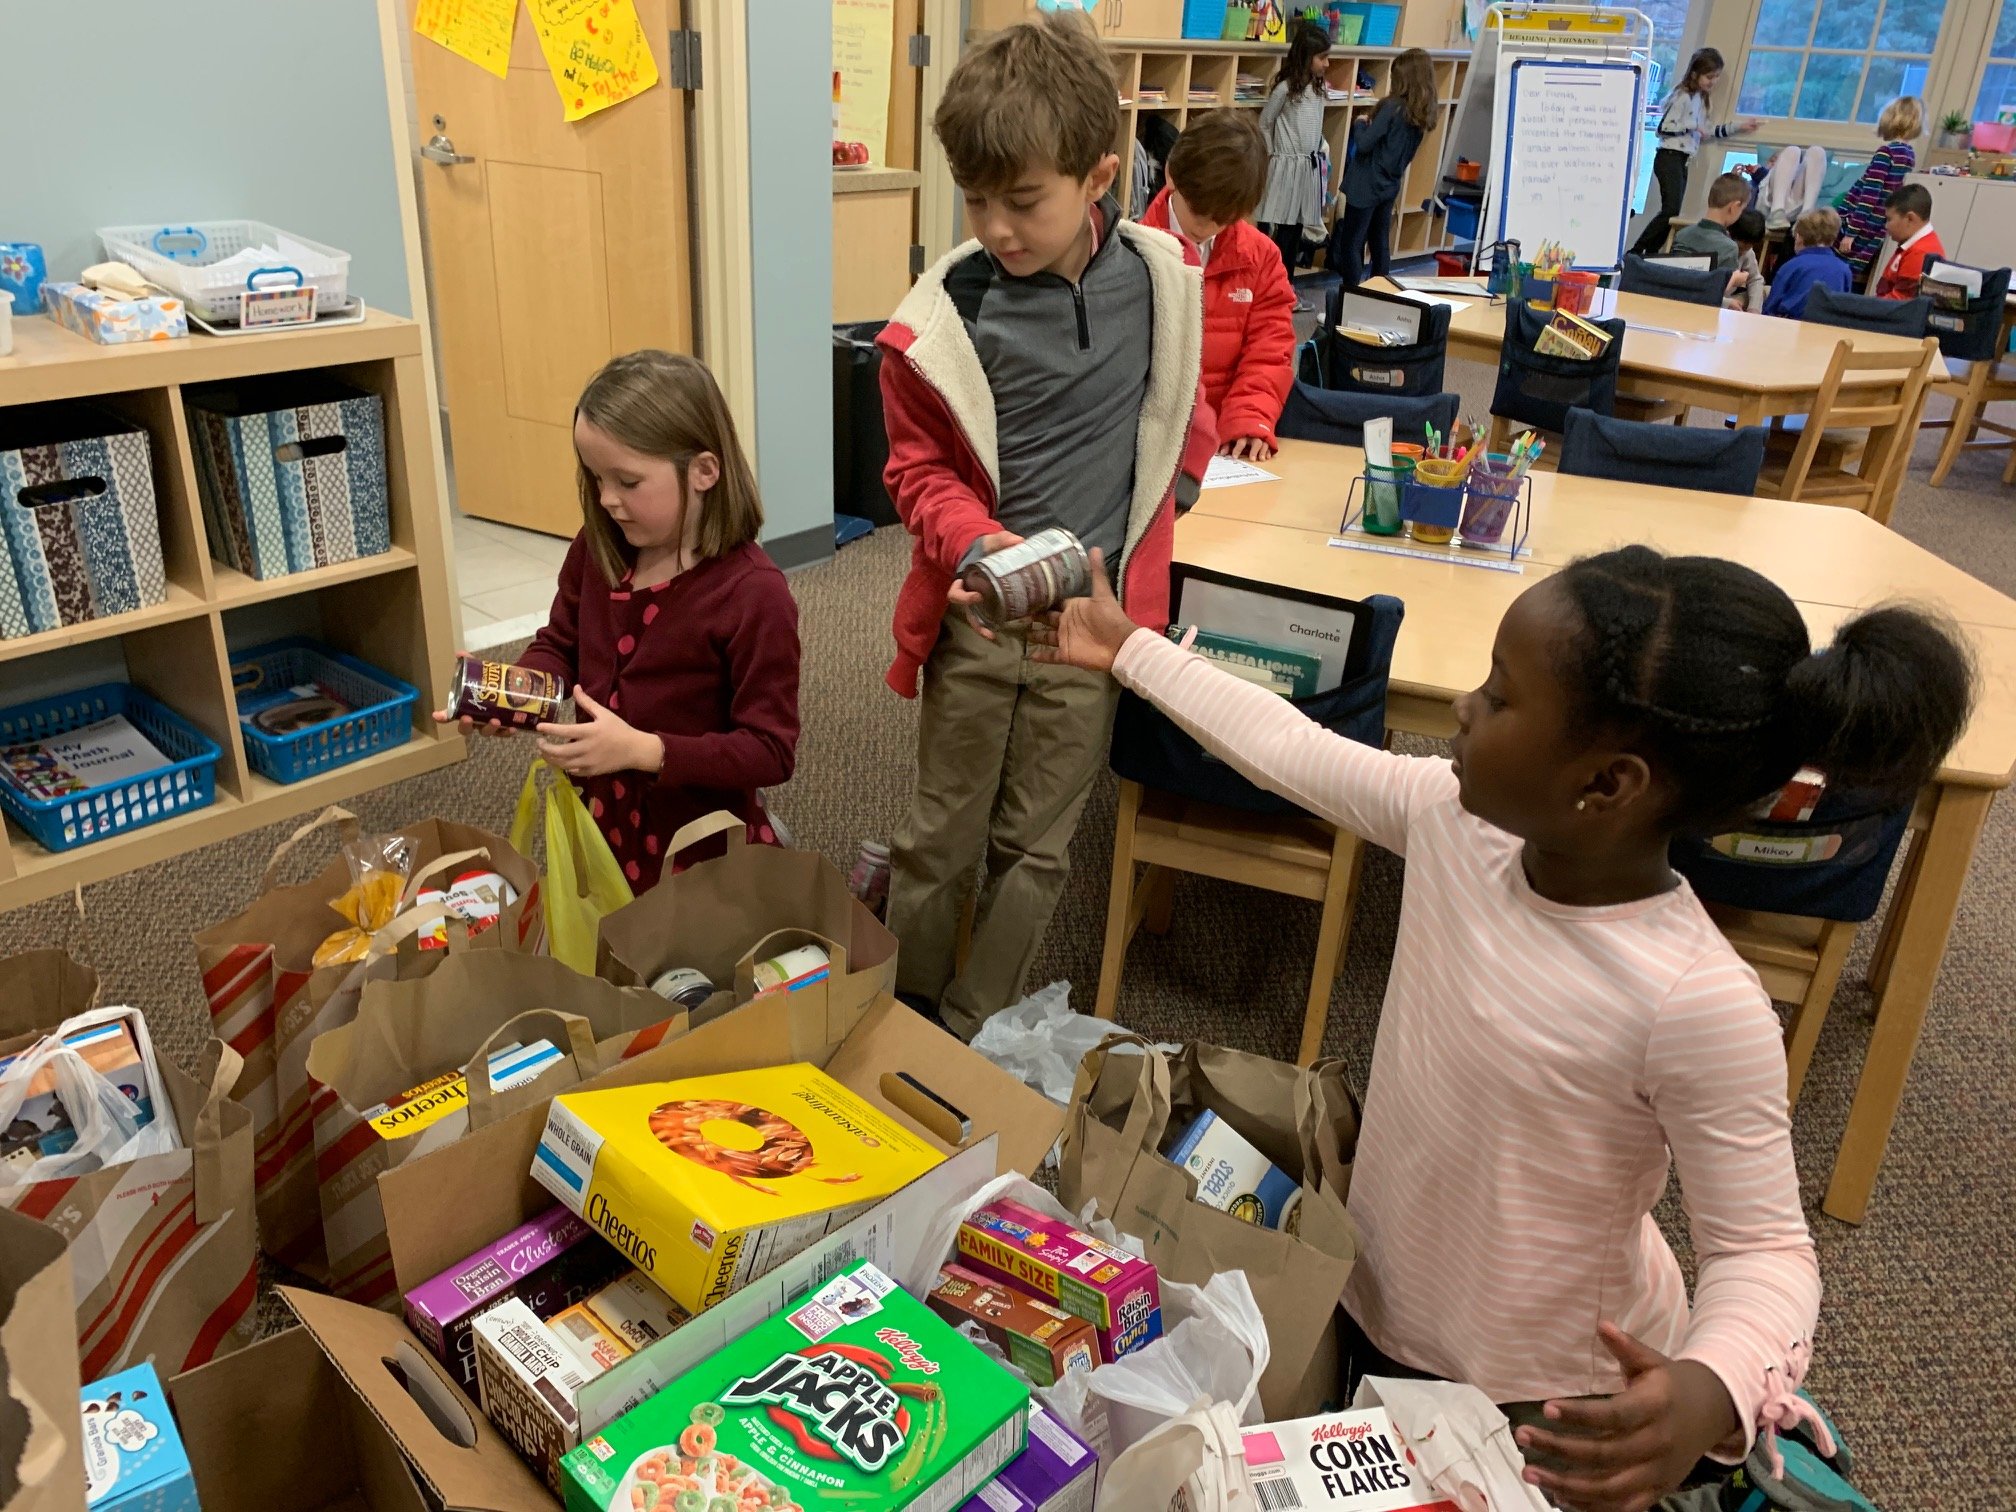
[408,0,691,537]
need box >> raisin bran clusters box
[561,1260,1029,1512]
[532,1064,945,1316]
[1242,1407,1463,1510]
[955,1199,1161,1363]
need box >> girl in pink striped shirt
[1036,544,1973,1511]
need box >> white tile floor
[451,511,571,650]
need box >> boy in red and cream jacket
[1138,112,1297,461]
[1874,182,1945,300]
[876,13,1214,1039]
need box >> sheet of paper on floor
[1202,455,1280,489]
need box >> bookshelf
[0,313,464,910]
[1107,38,1471,260]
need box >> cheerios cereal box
[560,1260,1029,1512]
[531,1064,945,1316]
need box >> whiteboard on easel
[1495,58,1644,270]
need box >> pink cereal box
[955,1199,1161,1363]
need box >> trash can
[832,321,900,528]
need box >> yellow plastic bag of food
[510,761,634,975]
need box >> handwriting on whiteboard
[1502,61,1640,269]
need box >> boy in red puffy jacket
[1139,111,1297,461]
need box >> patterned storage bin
[0,401,169,639]
[185,373,390,580]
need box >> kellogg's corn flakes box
[560,1260,1029,1512]
[532,1065,944,1316]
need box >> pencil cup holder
[1554,270,1599,315]
[1459,458,1522,545]
[1523,272,1558,310]
[1361,462,1413,535]
[1403,478,1464,544]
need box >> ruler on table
[1327,536,1527,573]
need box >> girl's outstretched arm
[1032,551,1443,854]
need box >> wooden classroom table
[1180,441,2016,1224]
[1389,278,1948,426]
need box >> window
[1738,0,1946,123]
[1977,1,2016,123]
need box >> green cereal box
[561,1260,1029,1512]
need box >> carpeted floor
[4,352,2012,1508]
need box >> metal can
[446,654,568,730]
[751,943,831,995]
[648,967,717,1009]
[961,528,1092,629]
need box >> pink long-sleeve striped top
[1113,629,1822,1451]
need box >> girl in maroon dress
[441,350,800,890]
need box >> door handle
[422,132,474,166]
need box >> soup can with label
[962,528,1092,630]
[446,654,568,730]
[649,967,717,1009]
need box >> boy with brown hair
[876,11,1214,1039]
[1138,111,1296,461]
[1669,171,1751,270]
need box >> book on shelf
[1168,626,1323,698]
[0,715,171,802]
[237,678,354,737]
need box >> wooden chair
[1705,905,1858,1108]
[1754,337,1938,522]
[1093,780,1365,1066]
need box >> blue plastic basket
[0,684,220,852]
[230,637,417,785]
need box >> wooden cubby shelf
[1103,37,1470,263]
[0,311,463,912]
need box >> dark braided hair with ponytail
[1556,546,1976,832]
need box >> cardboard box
[473,1300,595,1492]
[962,1403,1097,1512]
[404,1204,624,1392]
[956,1200,1162,1363]
[559,1261,1029,1512]
[1166,1108,1303,1231]
[0,1207,84,1512]
[582,1270,688,1351]
[1242,1407,1463,1510]
[79,1363,196,1512]
[167,1328,430,1512]
[41,282,187,344]
[929,1262,1098,1388]
[531,1063,946,1315]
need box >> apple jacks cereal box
[955,1199,1161,1363]
[561,1261,1029,1512]
[532,1064,945,1316]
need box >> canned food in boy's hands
[961,529,1092,630]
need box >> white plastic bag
[970,982,1179,1107]
[0,1007,178,1189]
[1353,1377,1550,1512]
[1100,1399,1257,1510]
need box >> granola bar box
[955,1199,1162,1362]
[531,1064,945,1316]
[560,1260,1029,1512]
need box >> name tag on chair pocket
[1712,831,1844,864]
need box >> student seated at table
[1670,172,1751,270]
[1764,208,1854,320]
[1722,208,1766,312]
[1139,111,1296,462]
[1875,183,1944,301]
[1033,544,1974,1510]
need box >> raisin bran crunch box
[560,1260,1029,1512]
[532,1064,944,1316]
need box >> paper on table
[1201,455,1280,489]
[412,0,516,79]
[1394,276,1488,298]
[527,0,659,122]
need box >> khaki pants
[888,609,1119,1040]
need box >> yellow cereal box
[531,1064,944,1317]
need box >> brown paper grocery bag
[303,951,677,1308]
[0,1208,82,1512]
[598,811,897,1023]
[194,806,544,1277]
[0,951,259,1383]
[1058,1034,1359,1418]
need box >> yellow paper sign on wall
[414,0,517,80]
[833,0,897,167]
[528,0,660,122]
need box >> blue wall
[745,4,836,559]
[2,0,411,316]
